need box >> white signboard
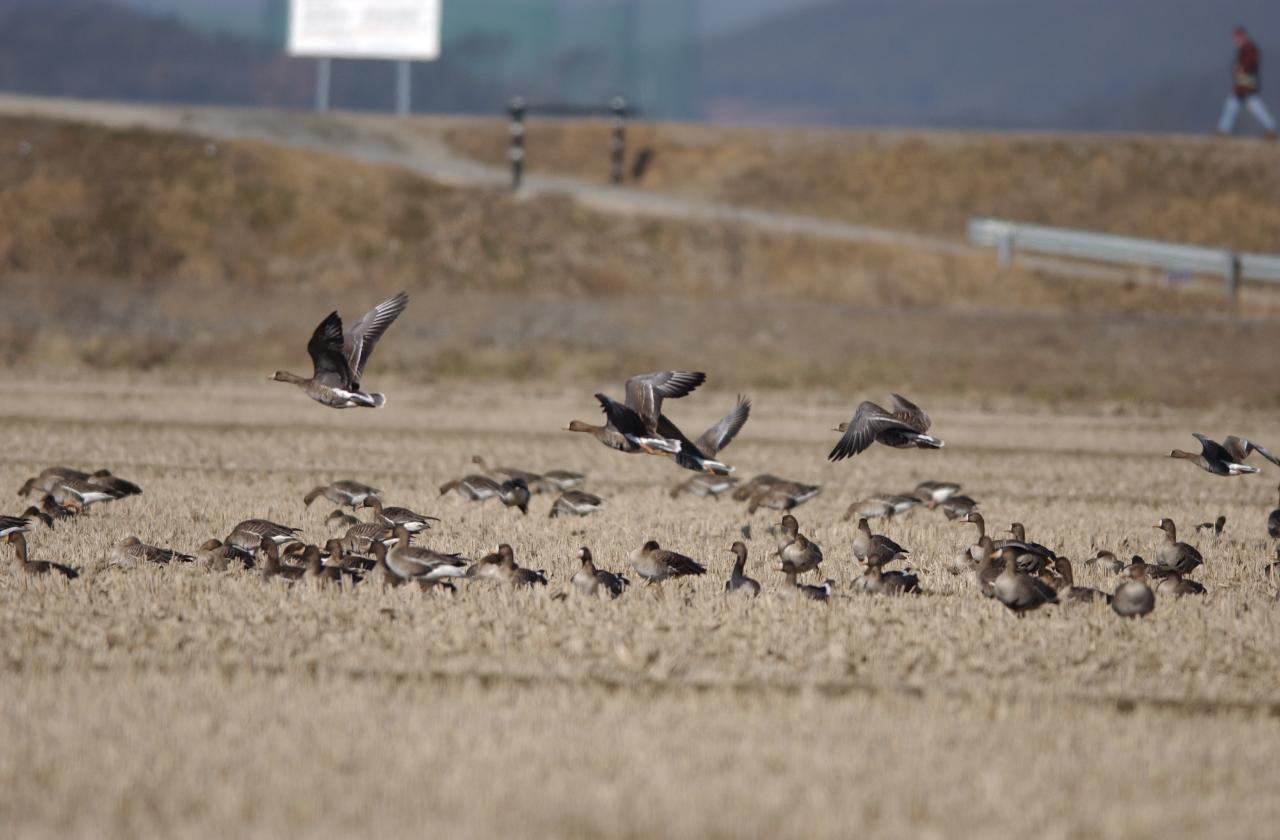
[289,0,441,61]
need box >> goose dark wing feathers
[307,312,354,389]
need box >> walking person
[1217,25,1278,138]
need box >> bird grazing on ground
[937,495,980,521]
[775,515,824,577]
[549,490,603,519]
[6,532,78,578]
[829,394,944,461]
[1053,558,1109,604]
[1153,518,1204,577]
[18,467,89,497]
[471,455,547,493]
[571,547,629,598]
[1195,515,1227,536]
[1004,522,1059,565]
[913,480,961,508]
[658,395,751,476]
[732,474,785,501]
[326,509,360,530]
[628,540,706,592]
[670,474,738,500]
[38,494,76,521]
[304,480,380,509]
[341,521,397,556]
[1268,487,1280,539]
[225,519,302,553]
[1112,558,1156,618]
[86,470,143,498]
[258,538,305,582]
[195,539,253,571]
[564,371,705,458]
[18,507,54,529]
[1169,433,1279,476]
[361,497,439,533]
[991,548,1058,616]
[851,518,907,566]
[111,536,193,567]
[370,525,469,587]
[843,493,920,522]
[270,291,408,408]
[724,541,761,597]
[746,481,821,514]
[1086,550,1125,576]
[466,544,546,587]
[1156,572,1207,598]
[49,478,124,513]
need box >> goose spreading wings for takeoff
[828,394,944,461]
[1169,433,1280,476]
[564,371,706,457]
[271,292,408,408]
[657,395,750,476]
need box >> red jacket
[1236,39,1260,97]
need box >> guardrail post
[1226,253,1241,305]
[610,96,627,185]
[507,96,526,191]
[996,229,1014,269]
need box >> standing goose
[724,541,761,597]
[969,539,1003,597]
[658,395,751,476]
[361,497,439,533]
[1268,487,1280,539]
[571,547,629,598]
[775,515,824,577]
[1086,550,1125,576]
[17,467,89,497]
[829,394,944,461]
[466,544,547,587]
[50,478,123,512]
[549,490,604,519]
[342,521,397,555]
[258,538,305,582]
[1053,558,1109,604]
[271,291,408,408]
[851,518,907,565]
[379,525,469,584]
[852,552,920,595]
[1169,433,1277,476]
[990,548,1058,616]
[6,532,78,578]
[670,474,738,499]
[226,519,302,552]
[304,480,381,509]
[564,371,706,457]
[111,536,194,566]
[195,539,253,571]
[1156,572,1207,598]
[1153,518,1203,576]
[628,540,706,592]
[1112,558,1156,618]
[776,566,834,602]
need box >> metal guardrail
[968,217,1280,298]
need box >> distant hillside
[700,0,1280,131]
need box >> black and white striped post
[508,96,526,191]
[609,96,628,185]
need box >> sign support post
[315,57,332,113]
[395,60,412,116]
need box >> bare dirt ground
[2,374,1279,838]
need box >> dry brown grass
[444,118,1280,251]
[3,374,1280,837]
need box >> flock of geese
[5,292,1280,619]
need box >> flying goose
[628,540,706,590]
[361,497,439,532]
[439,475,531,514]
[225,519,302,552]
[6,532,78,578]
[829,394,944,461]
[658,395,751,476]
[776,515,824,577]
[724,541,761,597]
[564,371,706,457]
[549,490,604,519]
[1112,558,1156,618]
[1169,433,1278,476]
[669,474,738,499]
[1153,519,1203,576]
[1195,515,1227,536]
[571,547,629,598]
[271,291,408,408]
[913,480,961,508]
[991,548,1058,615]
[111,536,194,566]
[304,480,381,509]
[746,481,821,514]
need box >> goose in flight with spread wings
[828,394,944,461]
[271,292,408,408]
[656,395,751,476]
[564,370,706,456]
[1169,433,1280,476]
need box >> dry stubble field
[2,372,1280,838]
